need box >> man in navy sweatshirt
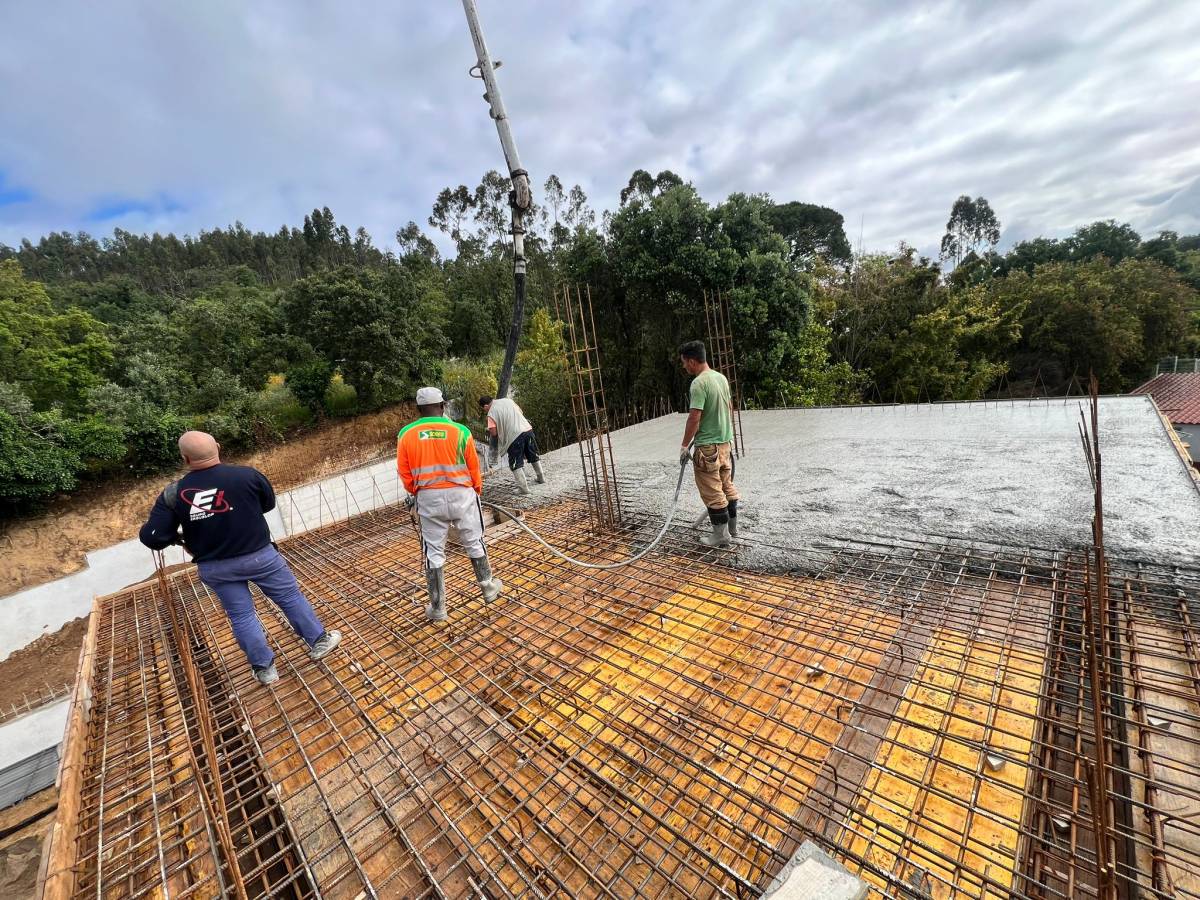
[139,431,340,685]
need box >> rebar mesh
[44,478,1200,899]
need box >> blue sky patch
[0,171,33,207]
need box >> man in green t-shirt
[678,340,741,547]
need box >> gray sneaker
[308,629,342,660]
[253,663,279,686]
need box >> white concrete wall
[277,458,401,536]
[0,542,187,662]
[0,699,70,808]
[0,700,68,771]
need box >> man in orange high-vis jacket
[397,386,502,621]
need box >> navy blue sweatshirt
[139,464,276,563]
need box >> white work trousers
[416,486,486,568]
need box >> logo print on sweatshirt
[418,429,448,440]
[181,487,232,521]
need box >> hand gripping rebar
[480,452,693,570]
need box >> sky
[1,0,1198,261]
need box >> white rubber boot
[512,467,531,495]
[471,556,504,602]
[700,521,732,548]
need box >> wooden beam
[38,596,100,900]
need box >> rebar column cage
[554,283,622,529]
[702,288,746,456]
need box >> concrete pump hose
[481,454,692,570]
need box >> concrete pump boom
[461,0,531,400]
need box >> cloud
[1140,176,1200,237]
[85,194,185,224]
[0,0,1197,258]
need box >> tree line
[1,173,1197,511]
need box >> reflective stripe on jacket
[397,417,482,494]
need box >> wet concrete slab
[534,397,1200,566]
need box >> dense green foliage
[1,178,1197,511]
[821,250,1022,402]
[512,309,574,447]
[442,356,498,436]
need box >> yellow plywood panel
[500,569,901,886]
[844,627,1042,899]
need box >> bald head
[179,431,221,470]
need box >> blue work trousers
[197,544,324,669]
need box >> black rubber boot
[425,567,447,621]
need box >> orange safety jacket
[396,416,482,495]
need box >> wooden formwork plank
[495,570,901,894]
[38,597,101,900]
[1125,614,1200,894]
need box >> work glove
[404,494,416,510]
[679,446,691,466]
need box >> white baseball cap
[415,386,444,405]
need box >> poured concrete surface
[535,397,1200,565]
[762,842,868,900]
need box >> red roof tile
[1132,373,1200,425]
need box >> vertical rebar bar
[703,288,746,456]
[555,283,622,530]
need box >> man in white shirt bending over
[479,395,546,495]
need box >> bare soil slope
[0,617,87,712]
[0,788,57,900]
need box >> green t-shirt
[689,368,734,445]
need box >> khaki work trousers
[692,442,740,510]
[416,486,486,568]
